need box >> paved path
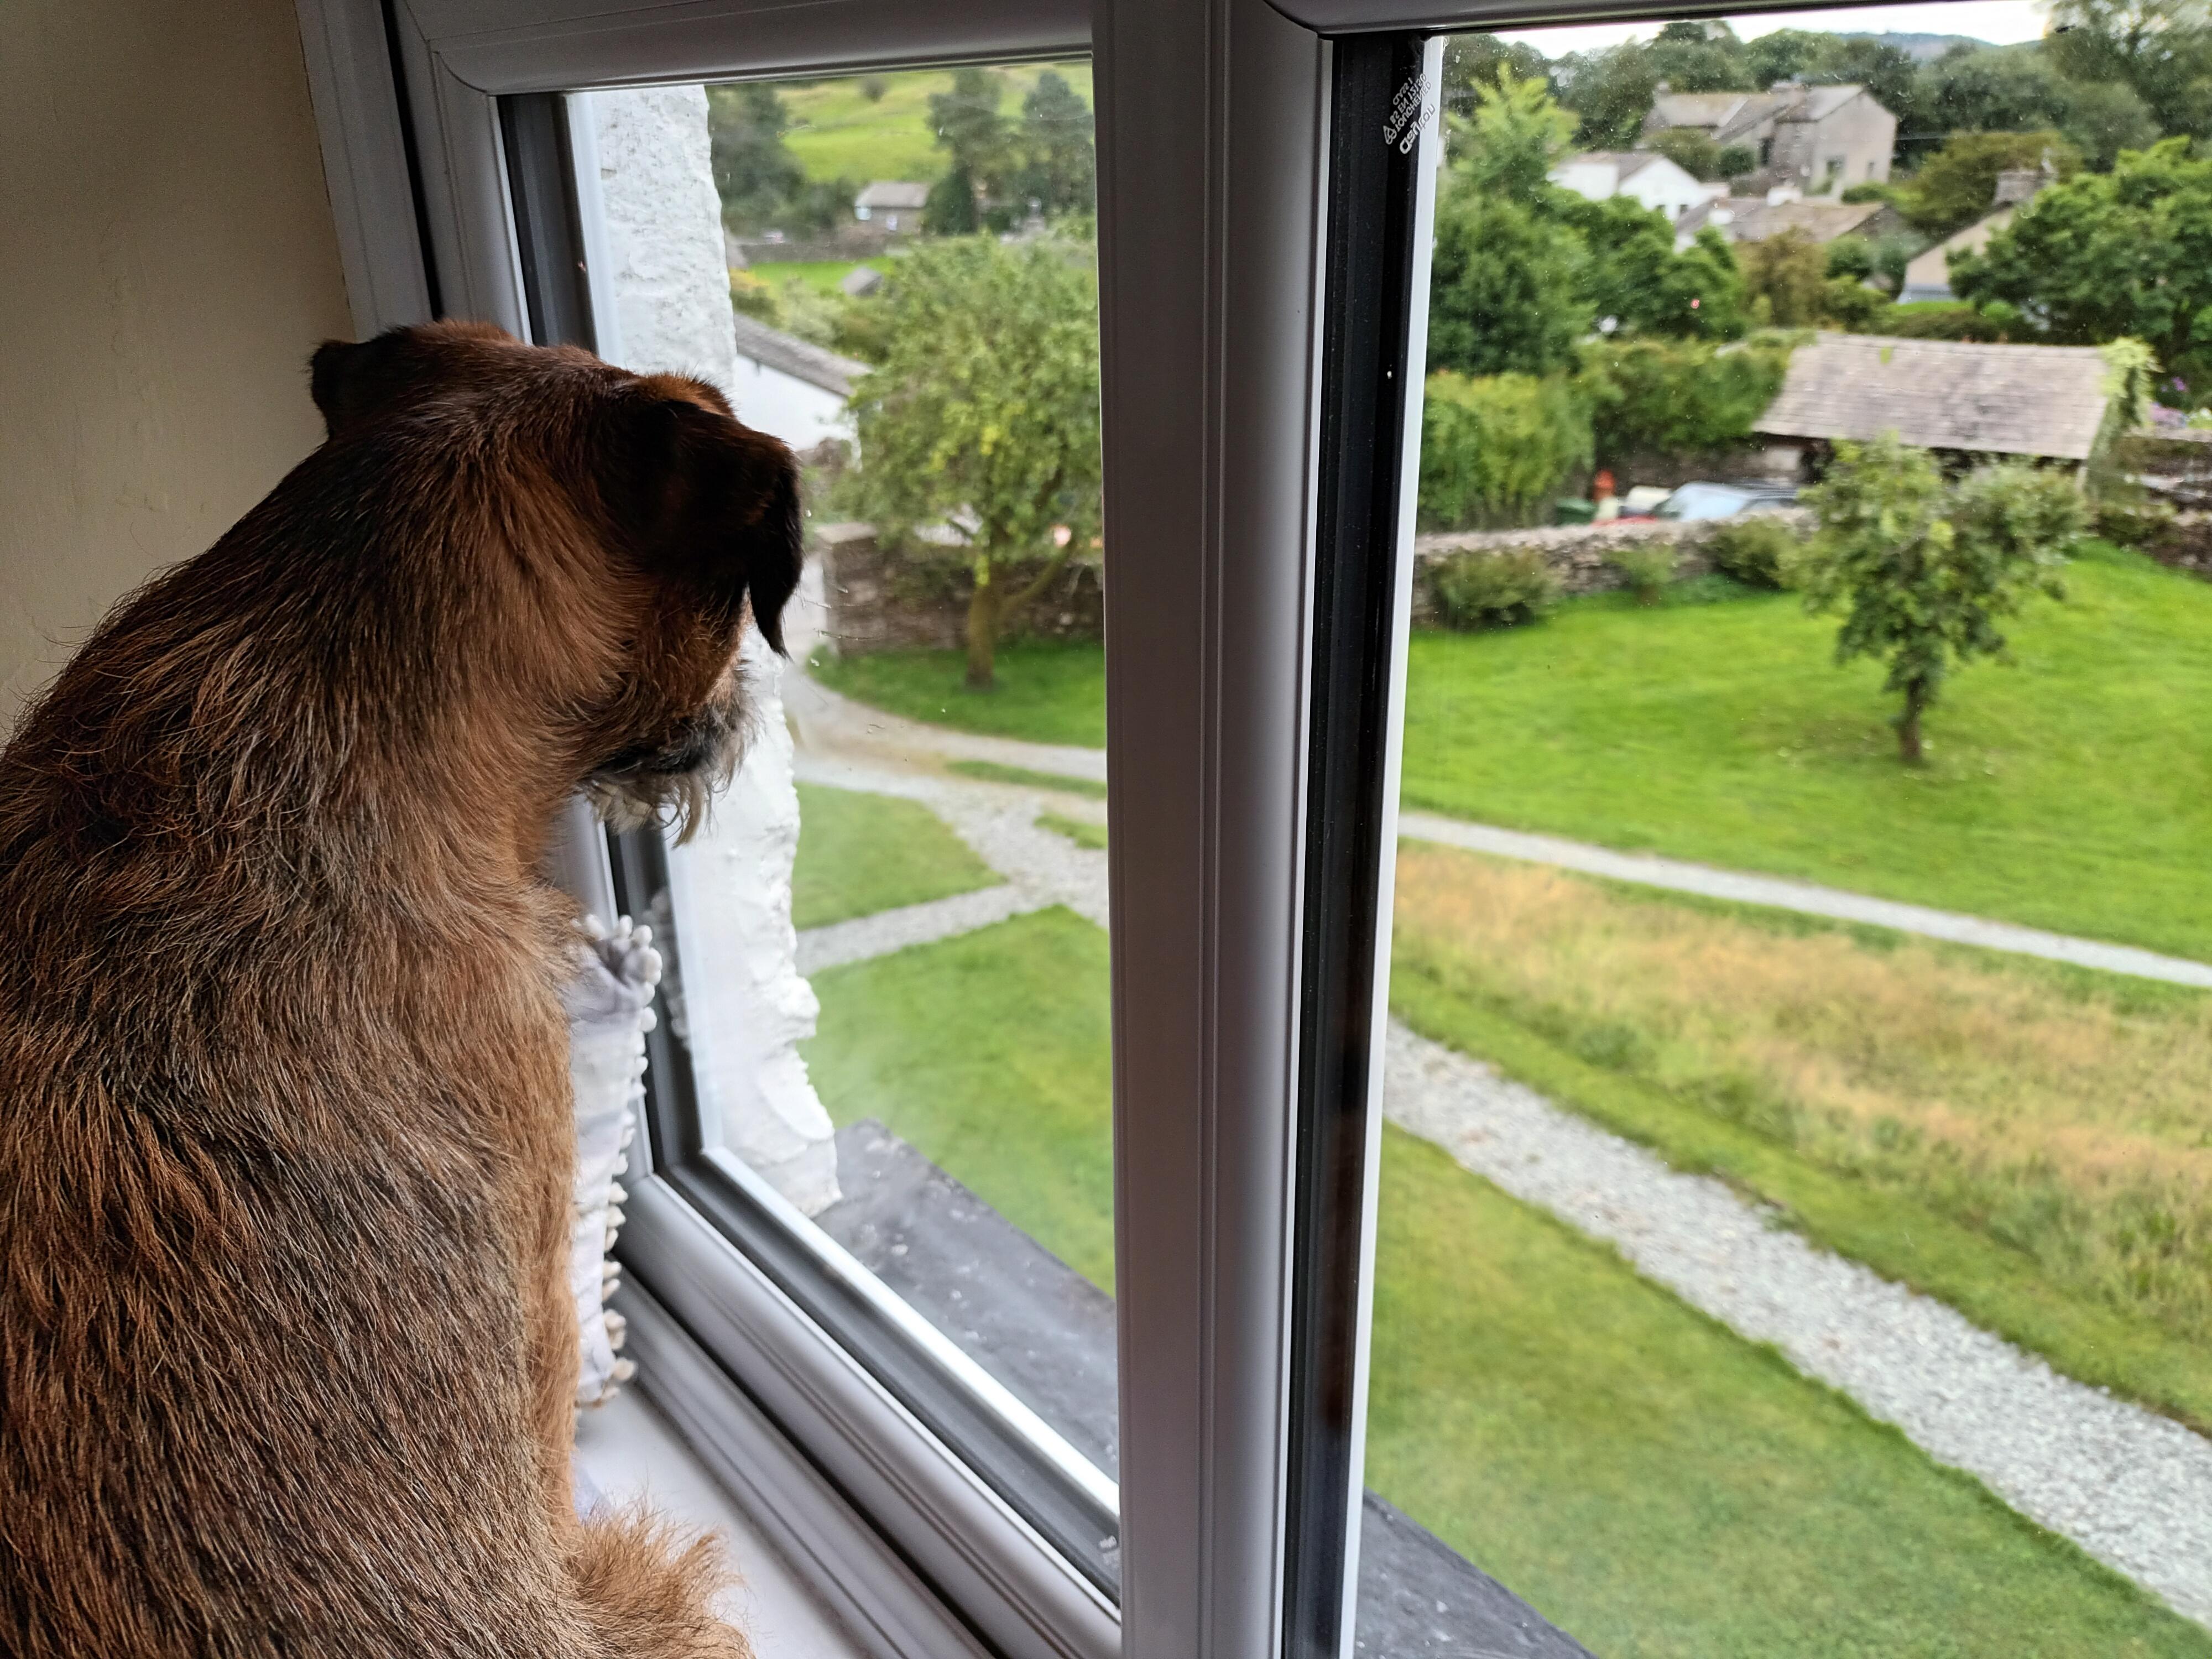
[787,667,2212,989]
[789,723,2212,1628]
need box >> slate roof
[1676,195,1886,244]
[729,312,869,399]
[854,180,929,210]
[1757,333,2112,461]
[1566,149,1666,179]
[1651,84,1870,143]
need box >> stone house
[1549,150,1723,221]
[1644,81,1897,199]
[852,179,928,231]
[1898,168,2050,303]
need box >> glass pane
[577,64,1120,1572]
[1360,10,2212,1655]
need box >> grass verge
[811,641,1107,747]
[1392,844,2212,1429]
[800,911,2209,1656]
[945,758,1108,799]
[791,781,999,930]
[1036,811,1106,850]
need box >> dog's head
[308,321,802,842]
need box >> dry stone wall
[813,513,1809,655]
[815,523,1105,656]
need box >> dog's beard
[583,679,750,847]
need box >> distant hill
[1830,30,1998,61]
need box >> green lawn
[808,548,2212,961]
[745,258,890,295]
[810,642,1107,748]
[799,912,2209,1657]
[779,64,1094,187]
[791,781,999,930]
[804,908,1118,1290]
[1401,547,2212,962]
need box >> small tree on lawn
[1797,435,2083,764]
[846,237,1101,690]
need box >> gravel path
[790,676,2212,1629]
[788,667,2212,989]
[1387,1024,2212,1627]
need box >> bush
[729,268,784,324]
[1419,372,1593,530]
[1715,142,1756,181]
[1824,236,1875,283]
[1427,547,1559,629]
[2091,498,2174,549]
[1705,515,1799,588]
[1606,543,1678,605]
[1861,303,2010,343]
[1821,279,1892,332]
[1578,334,1793,463]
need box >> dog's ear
[608,392,804,658]
[310,322,513,441]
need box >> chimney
[1992,168,2044,207]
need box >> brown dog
[0,321,800,1657]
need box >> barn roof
[1756,333,2111,461]
[729,312,869,399]
[854,180,930,210]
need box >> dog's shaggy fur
[0,322,801,1658]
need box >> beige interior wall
[0,0,354,731]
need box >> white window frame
[286,3,1499,1655]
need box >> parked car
[1648,480,1799,520]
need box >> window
[300,1,2212,1655]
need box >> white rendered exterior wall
[576,85,840,1216]
[726,354,852,452]
[1550,153,1720,221]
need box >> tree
[1418,373,1592,530]
[844,239,1101,690]
[1455,67,1578,201]
[1903,130,2080,235]
[2060,79,2162,168]
[1647,20,1755,93]
[1649,126,1722,180]
[1427,192,1590,376]
[1578,334,1793,463]
[1014,71,1094,216]
[1797,436,2080,763]
[1717,142,1758,180]
[1911,43,2073,143]
[1552,43,1663,149]
[929,67,1014,198]
[924,162,980,234]
[2048,0,2212,137]
[1562,196,1748,340]
[1950,138,2212,386]
[1441,33,1548,121]
[707,84,807,232]
[1737,230,1830,326]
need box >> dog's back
[0,322,796,1658]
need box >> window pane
[578,65,1121,1583]
[1358,12,2212,1655]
